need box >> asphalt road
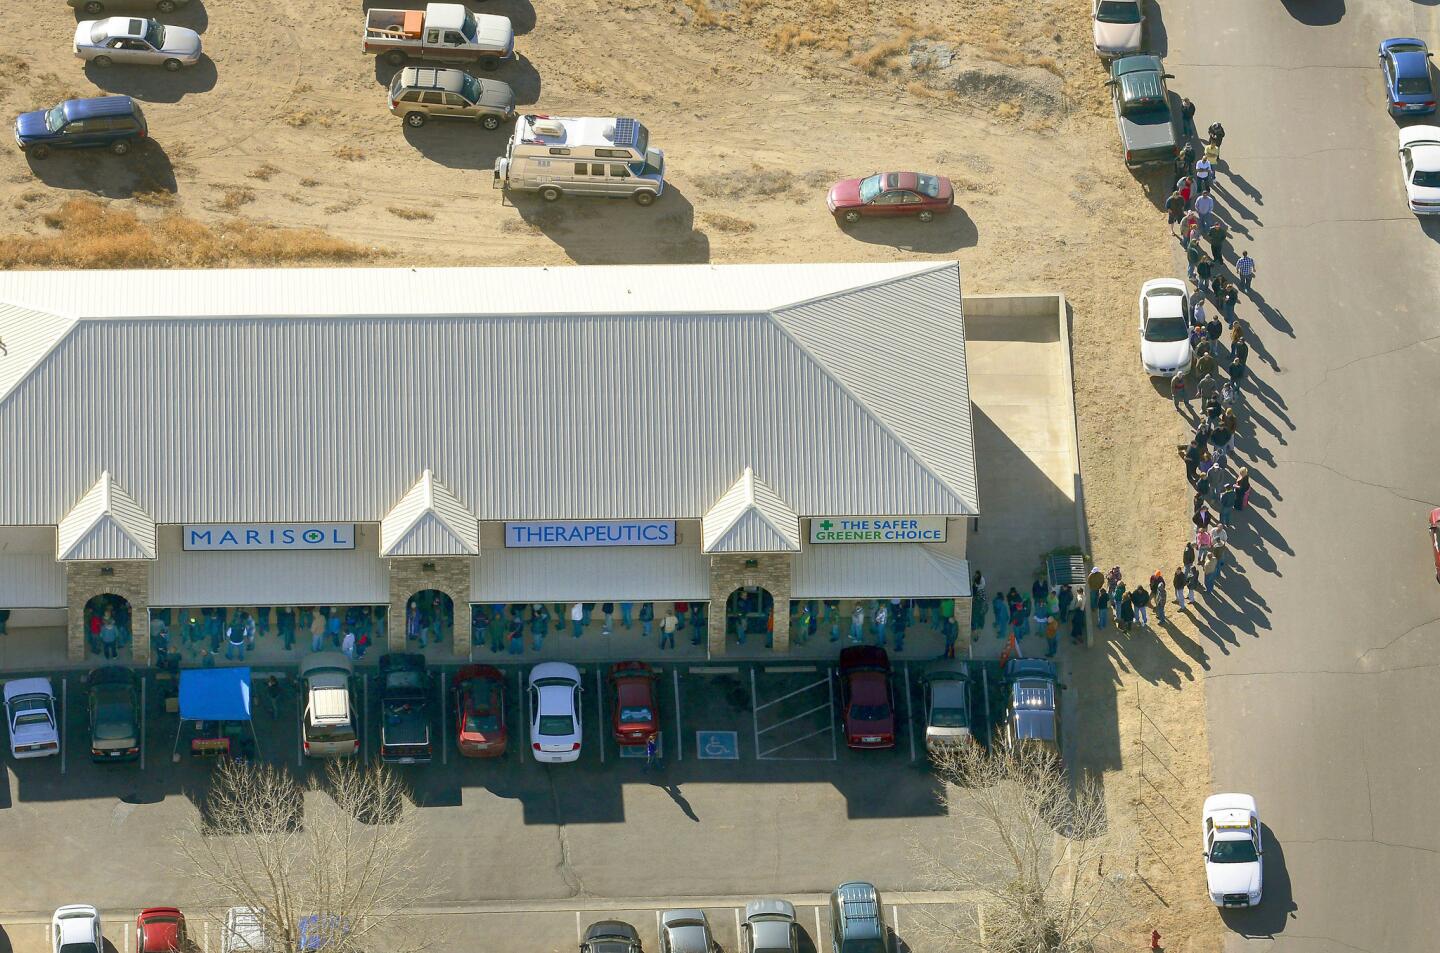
[1160,1,1440,950]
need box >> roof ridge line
[0,303,81,409]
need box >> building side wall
[386,556,472,654]
[707,553,792,655]
[66,561,151,663]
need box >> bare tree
[175,758,432,953]
[910,744,1129,953]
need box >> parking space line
[204,921,211,952]
[756,702,831,737]
[748,667,761,759]
[655,910,661,940]
[139,676,147,771]
[361,674,370,765]
[813,906,823,944]
[297,675,305,768]
[515,667,525,764]
[123,922,130,953]
[575,911,582,944]
[753,676,830,711]
[60,676,66,776]
[828,668,838,761]
[903,663,916,763]
[672,667,683,761]
[891,905,899,935]
[594,666,605,765]
[439,669,448,766]
[759,725,834,759]
[733,907,741,940]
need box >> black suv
[829,882,888,953]
[378,653,432,764]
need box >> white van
[300,652,358,758]
[493,115,665,205]
[222,907,267,953]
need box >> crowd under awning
[792,544,972,600]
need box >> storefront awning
[474,545,710,604]
[792,544,972,599]
[150,526,390,606]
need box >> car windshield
[460,12,478,42]
[1146,315,1189,341]
[464,708,499,733]
[461,73,483,103]
[94,702,134,739]
[386,671,423,690]
[839,940,886,953]
[538,714,574,736]
[89,23,109,43]
[308,721,356,742]
[45,105,66,131]
[144,20,164,46]
[1414,169,1440,188]
[60,944,98,953]
[930,706,968,728]
[858,174,884,203]
[1209,838,1258,863]
[851,704,889,722]
[1398,76,1432,95]
[914,173,942,197]
[618,706,653,723]
[1097,1,1141,23]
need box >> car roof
[98,16,146,37]
[848,670,891,705]
[584,921,639,942]
[65,96,136,120]
[537,683,576,714]
[57,908,97,943]
[457,664,504,683]
[930,679,967,706]
[379,652,425,673]
[530,661,580,685]
[399,66,467,93]
[301,651,353,678]
[840,645,890,671]
[1013,709,1056,739]
[5,677,54,703]
[1005,658,1058,680]
[1394,49,1431,78]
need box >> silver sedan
[73,17,201,70]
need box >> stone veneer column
[706,553,793,656]
[65,561,152,665]
[386,556,473,655]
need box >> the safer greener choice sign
[809,517,947,544]
[183,523,356,551]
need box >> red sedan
[839,645,896,749]
[454,664,508,758]
[1430,508,1440,582]
[136,908,186,953]
[609,661,659,745]
[827,171,954,226]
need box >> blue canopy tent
[171,667,259,762]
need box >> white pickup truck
[363,3,514,71]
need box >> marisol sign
[809,517,947,544]
[504,520,676,548]
[183,524,356,551]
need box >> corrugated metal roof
[150,525,389,605]
[55,471,157,561]
[702,467,801,553]
[474,545,708,603]
[792,544,972,599]
[380,470,480,557]
[0,303,76,401]
[0,263,977,526]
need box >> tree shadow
[1280,0,1343,25]
[83,55,218,102]
[837,205,978,253]
[24,141,177,199]
[1220,823,1296,937]
[510,186,710,264]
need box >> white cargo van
[493,115,665,205]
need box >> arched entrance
[84,593,133,660]
[725,586,774,647]
[404,589,454,650]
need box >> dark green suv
[829,882,889,953]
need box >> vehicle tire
[539,186,562,202]
[478,57,499,72]
[632,190,656,207]
[163,58,182,72]
[91,55,112,68]
[841,209,861,226]
[83,0,104,13]
[156,0,176,11]
[29,144,50,160]
[918,209,934,223]
[480,114,501,131]
[385,50,407,68]
[111,140,131,156]
[405,112,427,128]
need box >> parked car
[1429,507,1440,581]
[920,662,973,756]
[135,908,186,953]
[1106,54,1178,168]
[5,676,60,759]
[658,910,718,953]
[1000,658,1060,756]
[1379,38,1436,116]
[1202,793,1264,907]
[378,653,432,764]
[1092,0,1144,58]
[454,664,508,757]
[609,661,658,745]
[828,882,888,953]
[68,0,190,16]
[297,915,349,951]
[300,652,358,758]
[580,920,643,953]
[52,905,103,953]
[529,662,582,763]
[838,645,896,749]
[220,908,266,953]
[740,900,800,953]
[74,17,201,70]
[388,66,514,129]
[1138,278,1193,377]
[1398,125,1440,214]
[827,171,954,226]
[87,666,139,762]
[14,95,147,159]
[363,3,514,71]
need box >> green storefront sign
[809,517,947,544]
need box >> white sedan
[1138,278,1193,377]
[1092,0,1144,57]
[53,905,103,953]
[1202,793,1264,908]
[1399,125,1440,215]
[5,677,60,759]
[74,17,202,71]
[528,662,582,763]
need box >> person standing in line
[553,603,567,631]
[1203,138,1220,165]
[1096,587,1111,629]
[1118,592,1135,634]
[1232,335,1250,368]
[570,602,585,639]
[1151,571,1168,625]
[1131,582,1150,628]
[531,604,548,652]
[1229,354,1248,390]
[100,615,120,659]
[1184,563,1202,603]
[1207,220,1228,263]
[1193,155,1214,194]
[341,629,356,660]
[1177,174,1194,206]
[850,603,865,644]
[1170,371,1189,412]
[620,602,634,630]
[1012,596,1030,641]
[1166,189,1185,229]
[972,571,988,628]
[508,617,524,655]
[1181,96,1197,136]
[1218,277,1239,324]
[1172,566,1188,611]
[1207,120,1226,147]
[989,592,1007,638]
[1234,467,1252,511]
[1195,252,1215,288]
[1086,565,1106,611]
[1201,551,1220,593]
[673,601,689,637]
[640,601,655,637]
[266,675,283,719]
[1219,482,1237,525]
[1043,613,1059,658]
[1058,584,1074,621]
[1069,603,1086,645]
[1211,525,1231,570]
[225,617,246,661]
[690,602,704,635]
[327,607,342,648]
[1185,235,1203,281]
[1191,297,1207,329]
[644,733,658,771]
[309,610,325,653]
[1193,190,1216,228]
[1194,346,1216,381]
[659,608,679,650]
[1236,250,1255,291]
[1184,439,1203,484]
[873,602,889,648]
[601,602,615,637]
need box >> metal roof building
[0,262,977,662]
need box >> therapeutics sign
[809,517,947,544]
[504,520,676,548]
[183,524,356,551]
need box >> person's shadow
[653,778,699,822]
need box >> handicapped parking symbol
[695,730,739,760]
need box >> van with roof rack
[492,114,665,205]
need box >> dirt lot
[1,0,1219,947]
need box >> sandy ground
[1,0,1219,947]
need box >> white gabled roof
[56,471,157,561]
[702,467,801,554]
[380,470,479,557]
[0,263,977,526]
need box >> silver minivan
[388,66,515,129]
[300,652,358,758]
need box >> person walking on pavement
[992,592,1010,639]
[1181,96,1197,136]
[1236,250,1255,291]
[644,733,659,771]
[266,675,283,718]
[1207,220,1228,262]
[1194,190,1215,228]
[1193,155,1214,194]
[1171,371,1189,412]
[1131,583,1150,628]
[1166,189,1185,229]
[1208,120,1226,147]
[1201,550,1220,593]
[659,608,679,650]
[1235,467,1252,511]
[570,602,585,639]
[1151,571,1168,625]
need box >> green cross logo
[820,520,834,531]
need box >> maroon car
[827,171,954,226]
[136,908,186,953]
[838,645,896,749]
[609,661,659,745]
[1430,508,1440,582]
[454,664,508,758]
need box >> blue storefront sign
[183,523,356,551]
[503,520,676,548]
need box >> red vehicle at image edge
[1429,508,1440,582]
[839,646,896,750]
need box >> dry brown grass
[905,80,949,100]
[299,177,321,188]
[386,206,434,221]
[133,188,177,208]
[699,211,757,234]
[246,162,281,181]
[5,198,373,268]
[12,189,46,210]
[334,145,366,162]
[679,0,721,28]
[849,27,944,77]
[216,186,256,211]
[769,25,834,54]
[693,167,796,199]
